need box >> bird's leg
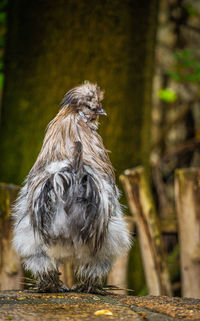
[72,260,112,295]
[37,270,69,293]
[22,250,69,293]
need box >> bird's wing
[31,142,83,242]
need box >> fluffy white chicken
[13,81,131,293]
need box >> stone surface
[0,291,200,321]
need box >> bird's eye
[85,103,95,111]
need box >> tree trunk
[0,183,23,290]
[120,167,172,296]
[175,169,200,299]
[0,0,158,184]
[0,0,159,294]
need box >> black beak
[97,108,107,116]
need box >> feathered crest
[60,81,104,109]
[30,80,115,183]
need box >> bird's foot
[55,284,70,293]
[37,283,70,293]
[37,271,70,293]
[71,283,109,295]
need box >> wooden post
[107,217,134,294]
[175,169,200,299]
[59,263,74,289]
[120,167,172,296]
[0,183,24,290]
[107,254,129,294]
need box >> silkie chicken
[13,81,131,294]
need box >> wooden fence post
[120,166,172,296]
[175,169,200,299]
[0,183,23,290]
[59,263,74,289]
[107,217,134,294]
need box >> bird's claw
[58,284,70,293]
[71,283,109,295]
[37,283,70,293]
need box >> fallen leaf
[94,309,113,316]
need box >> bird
[12,81,131,294]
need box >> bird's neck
[32,109,115,180]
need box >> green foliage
[167,71,180,82]
[0,12,6,28]
[0,0,8,10]
[158,88,178,103]
[169,50,200,85]
[0,1,7,90]
[159,49,200,103]
[185,5,199,16]
[0,73,4,88]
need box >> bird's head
[60,81,106,129]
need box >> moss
[168,244,180,283]
[0,183,10,219]
[0,183,19,219]
[128,238,146,295]
[0,0,158,184]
